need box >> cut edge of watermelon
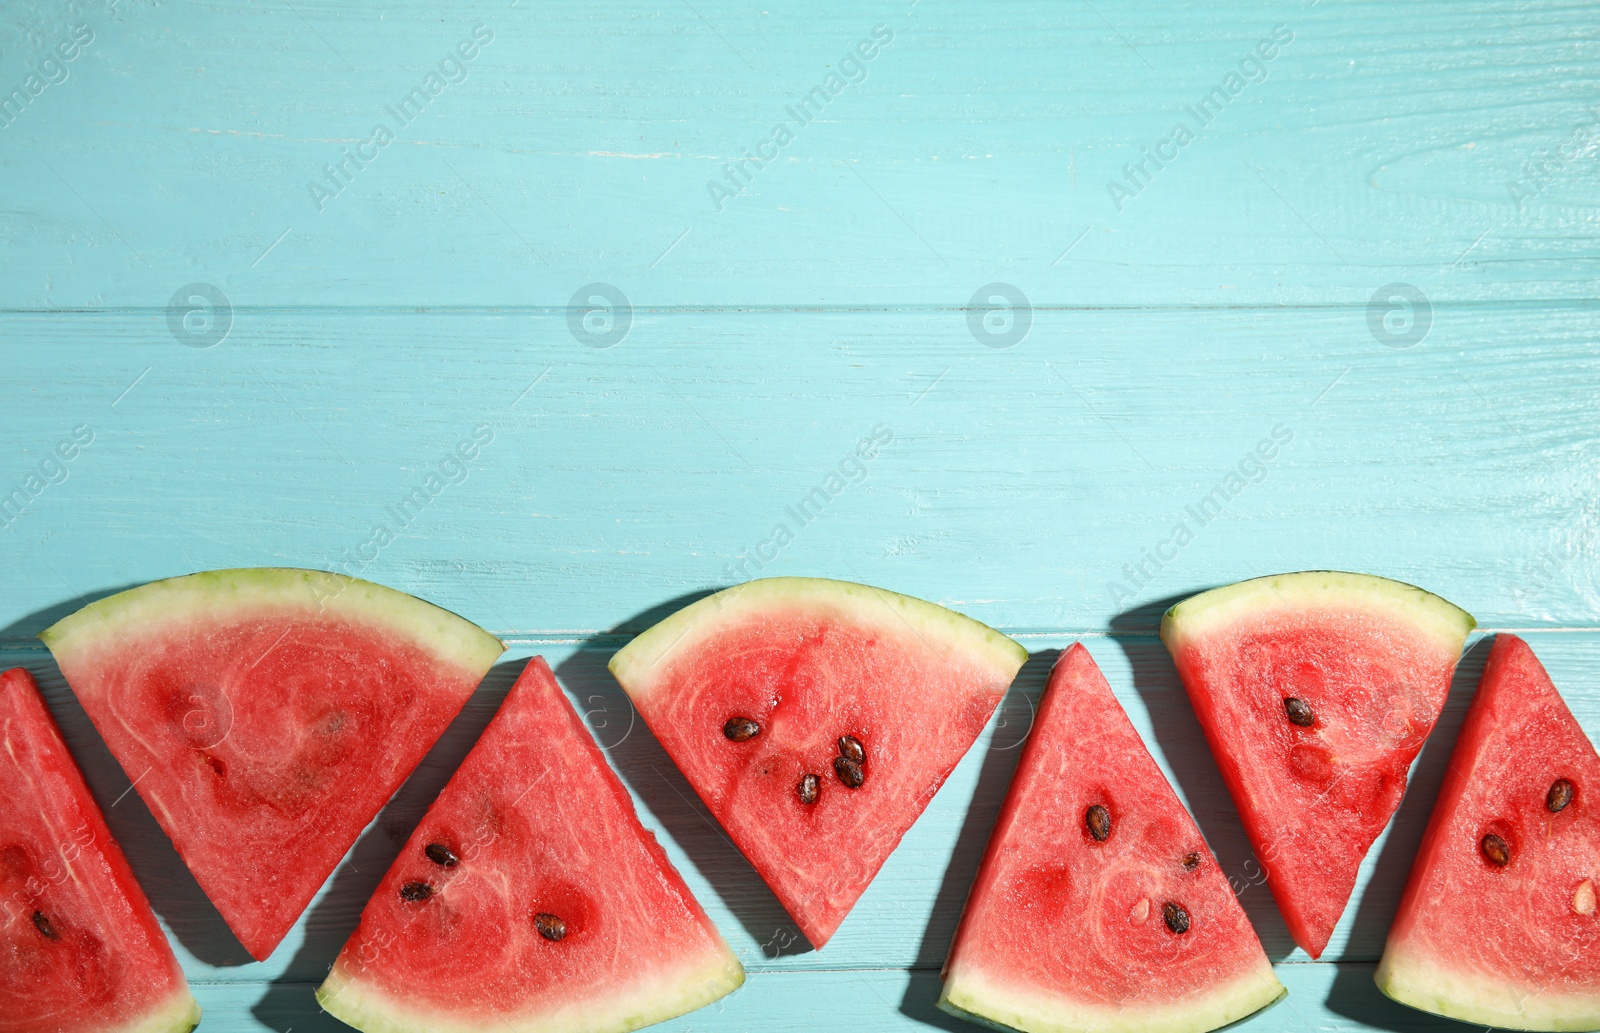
[1159,570,1475,655]
[608,577,1028,693]
[118,990,203,1033]
[39,568,506,673]
[1375,948,1600,1033]
[315,941,745,1033]
[938,961,1286,1033]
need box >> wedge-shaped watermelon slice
[1,667,200,1033]
[39,568,505,961]
[1377,634,1600,1030]
[609,577,1027,948]
[318,656,743,1033]
[1160,571,1474,958]
[940,643,1285,1033]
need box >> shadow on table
[1104,593,1300,962]
[1324,634,1492,1031]
[32,660,259,969]
[553,589,813,959]
[251,658,523,1031]
[10,589,261,970]
[895,647,1056,1030]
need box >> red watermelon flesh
[940,644,1284,1033]
[1160,571,1474,958]
[608,578,1028,948]
[318,657,743,1033]
[1376,634,1600,1031]
[39,569,504,960]
[0,667,199,1033]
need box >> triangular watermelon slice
[940,643,1285,1033]
[1160,571,1474,958]
[1376,634,1600,1030]
[1,666,200,1033]
[39,568,505,961]
[318,656,744,1033]
[608,577,1028,948]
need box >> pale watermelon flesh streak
[0,667,199,1033]
[45,591,498,961]
[319,658,742,1033]
[614,580,1025,948]
[1377,635,1600,1030]
[1163,575,1471,958]
[940,644,1283,1033]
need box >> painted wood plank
[6,628,1595,1026]
[1,1,1598,308]
[227,964,1473,1033]
[2,304,1596,636]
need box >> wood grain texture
[1,1,1598,307]
[2,0,1597,1029]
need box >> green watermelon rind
[1159,570,1475,655]
[938,961,1287,1033]
[315,946,746,1033]
[608,577,1029,692]
[38,567,505,674]
[1376,948,1600,1032]
[119,992,202,1033]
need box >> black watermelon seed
[837,735,865,764]
[1481,834,1511,868]
[798,773,820,805]
[1182,852,1201,871]
[1283,698,1315,727]
[535,912,567,941]
[31,911,57,940]
[723,717,761,742]
[400,881,434,902]
[1548,779,1575,814]
[1162,902,1191,934]
[424,843,460,868]
[1085,804,1111,842]
[833,755,865,789]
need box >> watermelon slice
[1160,571,1474,958]
[318,656,743,1033]
[1376,634,1600,1030]
[940,643,1285,1033]
[38,568,504,961]
[0,666,199,1033]
[608,577,1028,948]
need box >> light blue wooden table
[3,0,1597,1029]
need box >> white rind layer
[1160,570,1475,656]
[315,942,745,1033]
[39,567,505,674]
[608,577,1029,694]
[1377,944,1600,1032]
[939,958,1286,1033]
[120,989,202,1033]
